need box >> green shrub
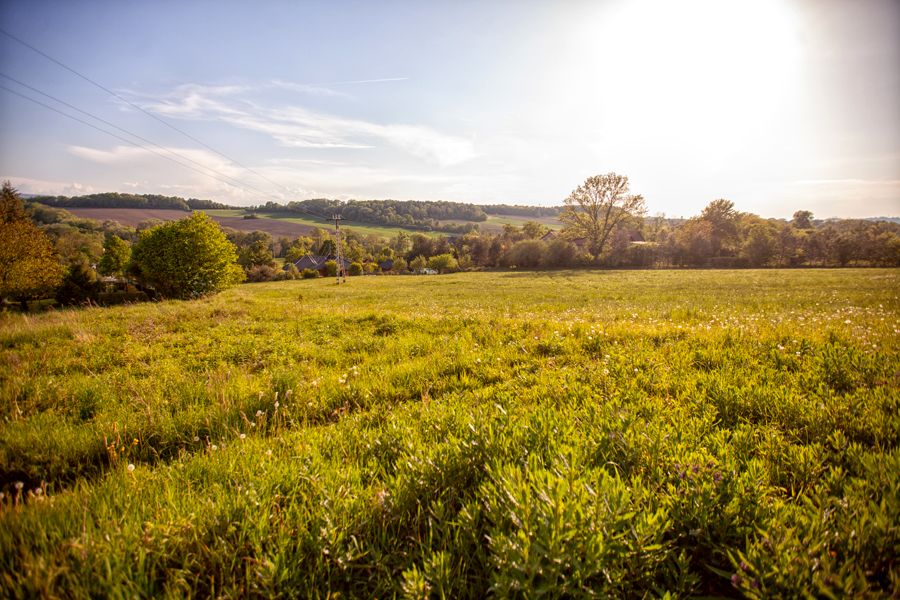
[130,213,243,298]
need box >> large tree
[98,235,131,277]
[130,213,244,299]
[559,173,646,259]
[0,181,65,307]
[698,199,739,256]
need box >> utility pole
[332,213,347,284]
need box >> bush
[246,264,277,282]
[544,239,578,268]
[301,269,318,279]
[502,240,546,268]
[348,262,363,276]
[130,213,244,299]
[392,257,408,273]
[55,260,102,305]
[427,253,458,273]
[409,255,427,272]
[323,260,338,277]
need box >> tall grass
[0,269,897,597]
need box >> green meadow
[1,270,897,598]
[257,212,447,238]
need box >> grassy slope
[0,270,898,597]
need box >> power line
[0,83,289,201]
[0,72,278,200]
[0,28,341,223]
[0,26,298,198]
[0,77,336,221]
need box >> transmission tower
[332,214,347,284]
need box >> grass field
[1,270,898,597]
[483,214,563,231]
[256,212,447,238]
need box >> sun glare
[573,0,801,168]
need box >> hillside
[31,193,564,238]
[1,270,897,597]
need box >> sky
[0,0,898,219]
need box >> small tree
[792,210,814,230]
[409,255,428,272]
[238,240,276,271]
[98,235,131,277]
[427,253,459,273]
[348,262,363,276]
[0,181,65,307]
[560,173,646,260]
[392,257,408,273]
[502,240,546,268]
[130,213,244,299]
[56,259,102,305]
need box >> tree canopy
[559,173,647,259]
[130,213,244,299]
[98,235,131,277]
[0,182,65,305]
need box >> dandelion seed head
[127,464,135,472]
[240,433,247,440]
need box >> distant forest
[31,193,232,212]
[253,199,488,233]
[29,194,571,234]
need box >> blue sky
[1,0,898,218]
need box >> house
[287,255,351,276]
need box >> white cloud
[1,176,96,196]
[134,83,477,167]
[67,144,245,179]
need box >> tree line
[254,198,486,233]
[3,174,898,310]
[31,192,233,211]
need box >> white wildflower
[127,464,135,472]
